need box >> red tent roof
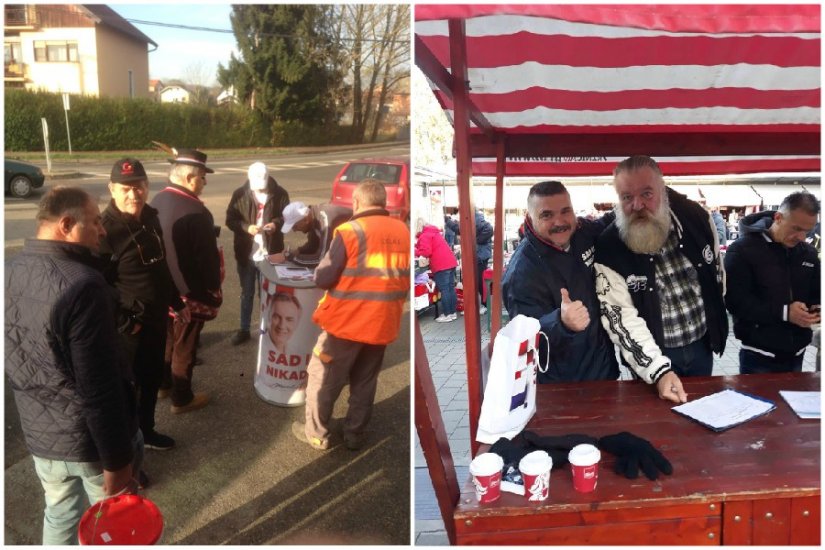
[415,4,821,176]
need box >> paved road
[4,143,413,544]
[4,144,410,248]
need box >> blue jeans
[237,260,260,332]
[663,336,713,377]
[739,349,804,374]
[432,268,457,315]
[32,430,144,545]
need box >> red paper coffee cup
[568,444,601,493]
[469,453,504,503]
[519,450,553,501]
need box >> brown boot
[170,373,194,408]
[170,392,210,414]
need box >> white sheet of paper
[779,390,821,419]
[672,389,774,430]
[274,266,314,280]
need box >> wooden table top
[456,372,820,518]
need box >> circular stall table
[253,260,324,407]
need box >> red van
[330,157,410,221]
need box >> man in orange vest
[292,180,410,451]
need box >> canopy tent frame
[413,6,820,543]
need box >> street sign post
[41,117,52,174]
[62,92,72,155]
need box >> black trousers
[121,322,166,433]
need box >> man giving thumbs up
[503,181,620,383]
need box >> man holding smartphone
[724,191,821,373]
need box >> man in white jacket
[594,156,728,404]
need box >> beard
[615,193,671,254]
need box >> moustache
[550,225,572,234]
[629,210,653,222]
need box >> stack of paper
[672,389,776,431]
[779,391,821,419]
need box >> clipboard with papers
[671,388,776,432]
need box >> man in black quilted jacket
[5,187,142,544]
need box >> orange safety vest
[313,214,410,345]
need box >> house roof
[82,5,157,48]
[415,5,821,177]
[160,85,190,94]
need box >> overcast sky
[111,3,238,86]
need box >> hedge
[4,89,363,151]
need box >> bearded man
[594,156,728,403]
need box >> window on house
[33,41,78,62]
[5,42,22,64]
[128,69,134,98]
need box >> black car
[5,159,46,198]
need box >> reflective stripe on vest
[312,215,410,345]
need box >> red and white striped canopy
[415,5,821,177]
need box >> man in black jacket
[5,187,141,544]
[594,156,727,404]
[101,158,190,452]
[453,209,494,314]
[725,192,820,373]
[225,162,290,345]
[503,181,618,382]
[151,148,222,414]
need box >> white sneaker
[479,305,488,314]
[449,313,458,321]
[435,314,451,323]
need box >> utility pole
[62,92,72,155]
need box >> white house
[4,4,156,98]
[159,84,190,103]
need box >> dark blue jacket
[502,215,618,382]
[5,240,137,469]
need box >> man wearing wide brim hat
[167,147,215,174]
[151,147,222,414]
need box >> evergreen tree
[217,5,344,127]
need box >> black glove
[521,431,598,469]
[489,437,530,466]
[489,437,530,487]
[598,432,673,480]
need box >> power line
[123,18,408,45]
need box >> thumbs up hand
[560,288,590,332]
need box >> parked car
[5,159,45,198]
[330,157,410,221]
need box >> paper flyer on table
[274,265,314,280]
[779,391,821,419]
[671,388,776,431]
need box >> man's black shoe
[143,430,175,451]
[231,330,251,345]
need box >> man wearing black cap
[150,148,222,414]
[100,158,190,453]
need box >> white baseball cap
[248,162,269,190]
[281,201,310,233]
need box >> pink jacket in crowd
[415,224,458,273]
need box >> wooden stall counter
[454,373,820,545]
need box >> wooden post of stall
[414,321,459,545]
[490,138,506,344]
[449,18,483,457]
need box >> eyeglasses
[127,225,165,266]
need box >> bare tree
[339,5,410,142]
[182,61,216,105]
